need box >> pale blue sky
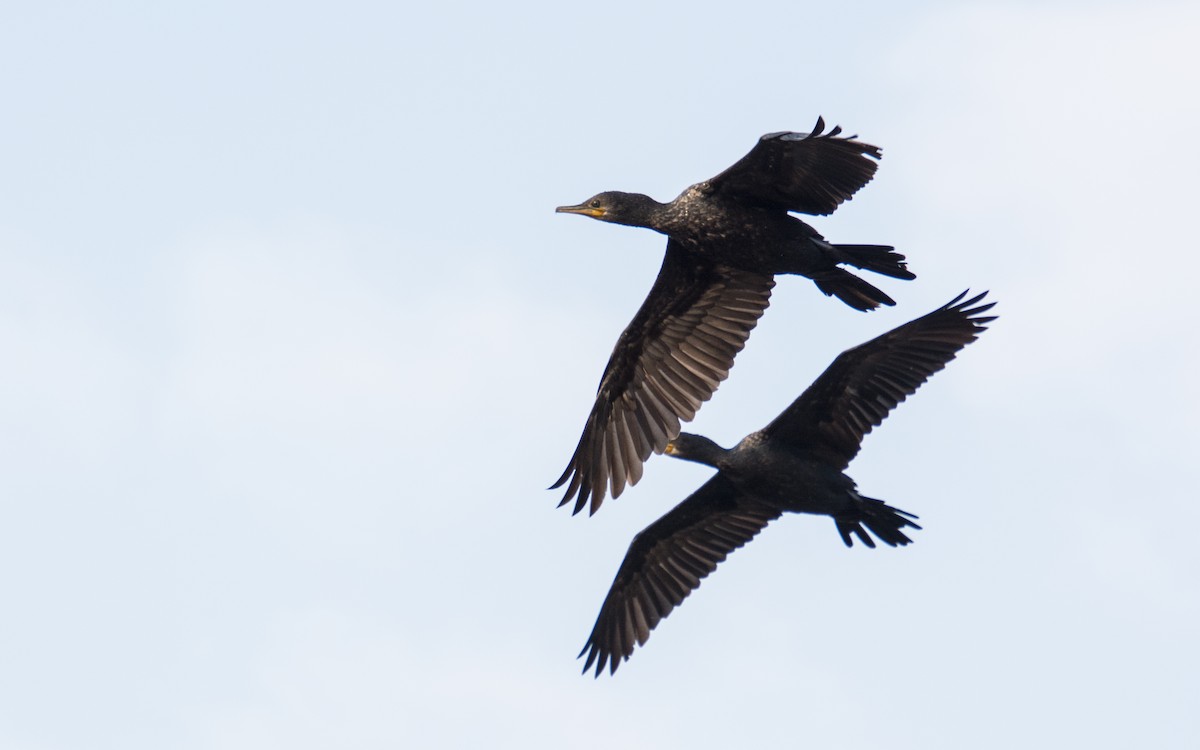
[2,2,1198,748]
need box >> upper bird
[578,291,996,677]
[553,118,915,516]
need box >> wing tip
[944,289,999,325]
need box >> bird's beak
[556,203,605,218]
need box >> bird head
[556,191,659,227]
[664,433,727,468]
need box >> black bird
[578,292,995,677]
[553,119,914,516]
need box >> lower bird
[578,291,995,677]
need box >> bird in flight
[578,291,995,677]
[553,119,915,515]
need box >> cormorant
[578,291,995,677]
[552,119,915,516]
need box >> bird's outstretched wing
[705,117,883,216]
[579,475,782,677]
[760,291,996,468]
[552,241,774,515]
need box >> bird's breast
[730,452,854,514]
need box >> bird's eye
[590,199,601,208]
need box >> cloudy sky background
[2,2,1198,748]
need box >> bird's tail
[812,269,895,311]
[833,244,916,281]
[811,244,915,311]
[834,496,921,548]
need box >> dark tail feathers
[812,244,915,312]
[834,244,916,281]
[835,496,921,548]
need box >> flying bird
[552,119,915,516]
[578,291,995,677]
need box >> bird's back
[656,185,822,271]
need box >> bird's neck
[613,193,670,230]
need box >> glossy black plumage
[578,292,995,677]
[553,119,915,516]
